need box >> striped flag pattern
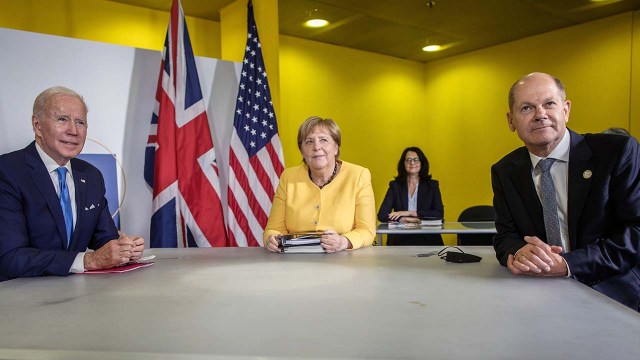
[227,0,285,247]
[144,0,229,247]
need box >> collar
[528,129,570,167]
[35,142,72,174]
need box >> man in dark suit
[492,72,639,310]
[0,86,145,281]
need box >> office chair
[457,205,495,246]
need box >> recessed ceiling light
[422,45,442,52]
[304,19,329,28]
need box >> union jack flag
[144,0,228,247]
[227,0,285,247]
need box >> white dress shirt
[35,143,86,273]
[408,182,418,212]
[528,129,571,252]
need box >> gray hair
[508,73,566,111]
[33,86,87,118]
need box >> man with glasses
[0,86,145,281]
[491,72,640,310]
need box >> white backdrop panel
[0,28,241,243]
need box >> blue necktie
[55,167,73,248]
[537,158,562,247]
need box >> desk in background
[0,247,638,359]
[376,221,497,245]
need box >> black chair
[457,205,496,246]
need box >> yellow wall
[278,12,638,244]
[277,36,428,244]
[1,1,638,245]
[0,0,221,57]
[221,0,280,114]
[278,36,426,183]
[631,10,640,136]
[421,12,636,234]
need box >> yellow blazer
[264,160,376,249]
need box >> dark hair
[394,147,432,182]
[602,127,630,136]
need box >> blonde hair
[297,116,341,159]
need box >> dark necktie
[55,167,73,248]
[537,158,562,247]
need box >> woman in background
[264,116,376,252]
[377,146,444,246]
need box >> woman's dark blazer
[377,179,444,246]
[377,179,444,222]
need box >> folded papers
[419,219,443,226]
[388,219,443,229]
[80,262,154,274]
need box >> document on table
[80,255,156,274]
[420,219,443,226]
[280,244,325,253]
[388,219,443,229]
[80,262,154,274]
[279,232,324,247]
[278,232,326,253]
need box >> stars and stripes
[144,0,228,247]
[227,0,285,247]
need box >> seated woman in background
[264,116,376,253]
[377,147,444,246]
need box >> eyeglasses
[405,158,420,163]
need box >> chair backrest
[457,205,495,245]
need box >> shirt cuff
[69,252,86,273]
[563,257,572,278]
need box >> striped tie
[537,158,562,247]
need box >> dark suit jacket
[492,130,640,309]
[377,179,444,245]
[0,142,119,281]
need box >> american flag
[227,0,285,247]
[144,0,228,247]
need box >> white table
[376,221,497,245]
[0,247,638,359]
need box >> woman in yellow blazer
[264,116,376,252]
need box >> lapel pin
[81,179,86,183]
[583,170,592,179]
